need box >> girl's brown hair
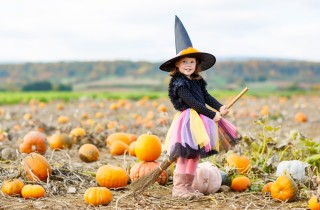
[169,59,203,80]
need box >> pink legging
[174,156,200,175]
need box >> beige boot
[185,174,204,198]
[172,174,195,199]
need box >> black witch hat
[160,16,216,72]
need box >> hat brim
[159,52,216,72]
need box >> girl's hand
[219,105,229,116]
[213,112,222,122]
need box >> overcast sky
[0,0,319,63]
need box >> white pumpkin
[192,161,222,195]
[276,160,309,182]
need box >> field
[0,92,320,210]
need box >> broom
[128,87,249,194]
[217,87,249,151]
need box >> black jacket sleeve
[203,89,223,111]
[176,86,216,119]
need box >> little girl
[160,16,232,199]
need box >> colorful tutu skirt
[165,109,219,160]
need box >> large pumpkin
[84,187,112,206]
[21,184,45,199]
[226,153,251,174]
[1,179,24,196]
[96,165,128,189]
[192,162,222,195]
[130,161,168,185]
[271,171,298,202]
[21,153,52,181]
[19,131,47,155]
[135,134,162,161]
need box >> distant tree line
[22,81,72,91]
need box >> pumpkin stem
[31,145,37,152]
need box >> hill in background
[0,59,319,92]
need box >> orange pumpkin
[128,141,136,156]
[57,116,70,124]
[157,104,167,112]
[69,127,86,143]
[48,133,72,150]
[262,182,274,194]
[231,176,251,192]
[128,134,137,144]
[130,161,168,185]
[270,172,298,202]
[226,153,251,174]
[1,179,24,196]
[19,131,47,155]
[96,165,128,189]
[21,184,45,199]
[135,134,162,161]
[106,132,131,146]
[309,195,320,210]
[109,140,128,156]
[84,187,112,206]
[21,153,52,181]
[294,112,308,123]
[78,144,100,163]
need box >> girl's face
[175,57,196,78]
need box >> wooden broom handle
[226,87,249,109]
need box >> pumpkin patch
[0,95,318,208]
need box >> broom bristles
[129,158,175,194]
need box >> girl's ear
[175,60,180,68]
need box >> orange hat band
[177,47,200,56]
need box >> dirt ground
[0,95,319,210]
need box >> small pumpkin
[21,153,52,181]
[79,144,100,162]
[226,153,251,174]
[21,184,45,199]
[106,132,131,146]
[57,115,70,124]
[294,112,308,123]
[135,134,162,161]
[19,131,47,155]
[128,134,138,143]
[130,161,168,185]
[48,133,72,150]
[109,140,128,156]
[220,170,231,186]
[84,187,112,206]
[271,171,298,202]
[309,195,320,210]
[192,162,222,195]
[69,127,86,143]
[1,179,24,196]
[128,141,136,156]
[96,165,128,189]
[262,182,274,194]
[231,176,251,192]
